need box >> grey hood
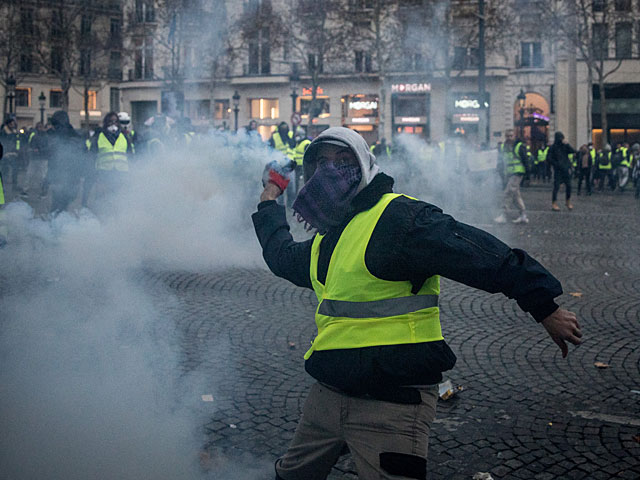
[303,127,380,194]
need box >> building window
[308,53,323,74]
[110,87,120,112]
[50,90,63,108]
[592,0,605,11]
[51,10,63,38]
[615,23,632,58]
[110,18,121,42]
[15,88,31,108]
[521,42,543,67]
[453,47,478,69]
[250,98,279,120]
[134,37,153,79]
[245,0,272,15]
[20,8,34,35]
[79,50,91,76]
[20,46,33,73]
[300,98,330,119]
[51,47,63,73]
[87,90,97,110]
[615,0,631,11]
[185,99,211,121]
[592,23,608,60]
[214,99,230,120]
[109,51,122,79]
[135,0,155,23]
[248,27,270,75]
[355,51,372,73]
[81,15,92,36]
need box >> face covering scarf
[292,162,362,234]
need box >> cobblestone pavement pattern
[6,186,640,479]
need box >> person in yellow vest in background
[87,112,133,214]
[293,127,311,195]
[0,114,26,199]
[494,129,529,224]
[269,122,297,207]
[597,144,615,192]
[254,126,582,480]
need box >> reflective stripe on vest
[599,152,612,170]
[305,193,443,359]
[620,147,631,167]
[96,132,129,171]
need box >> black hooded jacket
[252,173,562,402]
[547,132,576,172]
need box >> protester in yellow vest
[87,112,133,213]
[268,122,295,160]
[495,129,529,224]
[293,127,311,195]
[254,126,581,479]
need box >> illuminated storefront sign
[391,83,431,93]
[394,116,427,124]
[350,117,372,124]
[349,100,378,110]
[454,98,481,109]
[302,87,325,96]
[453,113,480,123]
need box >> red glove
[268,169,290,191]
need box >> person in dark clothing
[43,111,86,216]
[547,131,576,211]
[253,127,582,480]
[576,144,592,196]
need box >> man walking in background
[494,129,529,224]
[548,131,575,211]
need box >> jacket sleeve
[393,201,561,321]
[251,200,314,289]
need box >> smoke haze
[0,133,286,479]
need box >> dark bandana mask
[292,162,362,234]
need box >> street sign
[291,112,302,126]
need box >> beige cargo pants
[275,382,438,480]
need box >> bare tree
[536,0,625,146]
[125,0,230,118]
[0,0,27,117]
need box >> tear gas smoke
[0,132,287,479]
[380,133,503,226]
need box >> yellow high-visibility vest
[305,193,442,359]
[96,132,129,172]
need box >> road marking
[569,410,640,426]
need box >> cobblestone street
[2,185,639,479]
[143,186,640,479]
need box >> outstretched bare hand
[541,308,582,358]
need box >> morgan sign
[391,83,431,93]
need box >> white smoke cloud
[0,132,286,479]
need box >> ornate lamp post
[38,91,46,124]
[290,65,300,116]
[517,88,526,140]
[6,75,16,117]
[232,90,240,132]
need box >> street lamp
[38,91,46,124]
[6,75,16,117]
[517,88,526,139]
[290,63,300,116]
[232,90,240,132]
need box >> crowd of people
[0,112,638,247]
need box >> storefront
[390,82,430,139]
[342,93,379,145]
[450,92,490,144]
[592,83,640,148]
